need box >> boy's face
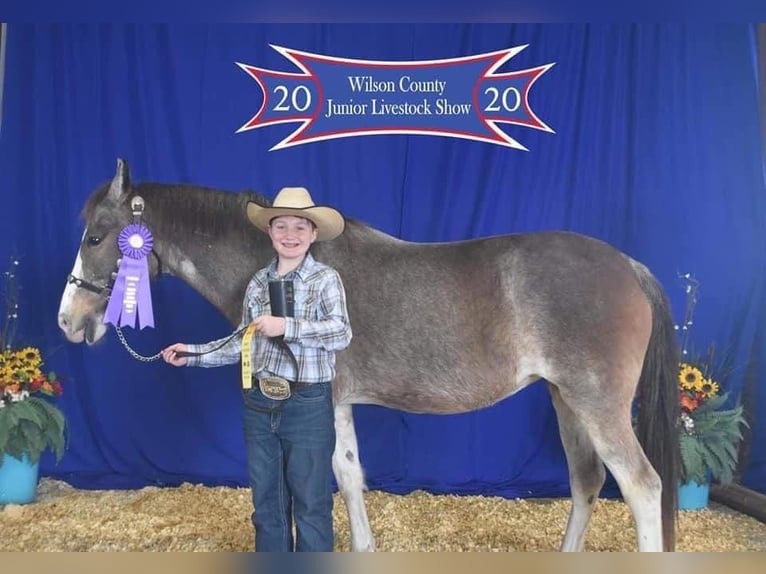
[268,215,318,260]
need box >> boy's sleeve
[186,276,259,367]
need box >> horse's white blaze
[58,230,108,344]
[58,248,83,321]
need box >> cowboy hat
[247,187,345,242]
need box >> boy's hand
[252,315,287,338]
[161,343,189,366]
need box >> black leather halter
[65,249,162,300]
[65,272,113,298]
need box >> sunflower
[0,365,14,382]
[22,366,42,381]
[18,346,42,368]
[679,364,704,391]
[6,354,24,371]
[698,378,720,398]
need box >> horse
[58,159,680,552]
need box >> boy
[162,187,351,552]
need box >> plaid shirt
[186,253,352,383]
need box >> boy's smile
[268,215,318,265]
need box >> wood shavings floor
[1,479,764,551]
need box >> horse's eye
[87,236,102,246]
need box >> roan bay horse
[58,159,680,552]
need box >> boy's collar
[268,252,316,281]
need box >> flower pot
[0,453,40,504]
[678,479,710,510]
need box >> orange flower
[680,393,699,412]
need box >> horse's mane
[83,180,273,239]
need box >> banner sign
[237,45,554,151]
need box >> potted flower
[0,258,67,504]
[674,274,748,510]
[677,359,747,487]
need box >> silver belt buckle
[258,376,291,400]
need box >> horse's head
[58,159,160,344]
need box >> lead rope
[115,318,297,393]
[114,322,266,394]
[113,324,250,363]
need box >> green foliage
[679,393,747,485]
[0,397,67,466]
[675,275,749,487]
[0,257,68,467]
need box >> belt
[252,375,312,392]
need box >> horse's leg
[557,382,663,552]
[332,403,376,551]
[547,383,606,552]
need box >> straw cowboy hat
[247,187,345,242]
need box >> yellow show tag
[241,324,258,389]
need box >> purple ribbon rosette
[103,224,155,329]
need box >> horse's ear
[107,158,131,201]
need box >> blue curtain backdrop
[1,24,765,496]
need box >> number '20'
[483,87,521,113]
[273,85,312,112]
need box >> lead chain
[115,325,163,362]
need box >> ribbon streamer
[104,224,155,329]
[241,324,258,390]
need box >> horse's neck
[155,241,259,324]
[141,187,273,325]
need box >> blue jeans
[242,381,336,552]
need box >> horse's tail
[630,260,680,552]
